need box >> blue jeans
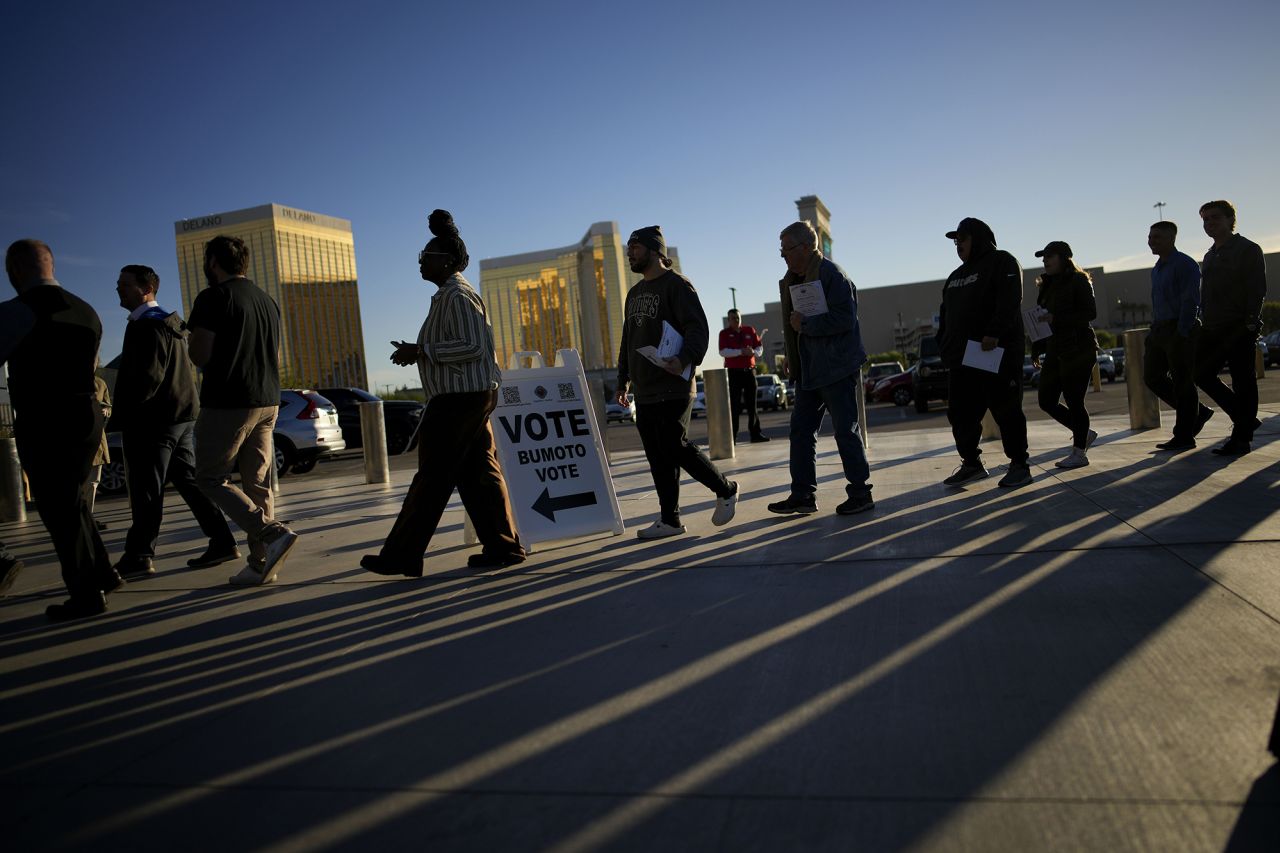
[788,375,872,499]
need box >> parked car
[1022,355,1038,386]
[756,374,789,411]
[606,395,635,423]
[1259,336,1271,368]
[317,387,424,455]
[1097,353,1116,382]
[1107,347,1125,379]
[99,432,127,496]
[863,361,905,400]
[275,390,347,476]
[691,381,706,418]
[871,365,915,406]
[1264,331,1280,367]
[911,336,949,413]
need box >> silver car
[275,390,346,475]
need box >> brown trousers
[382,389,521,563]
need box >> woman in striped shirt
[361,210,525,577]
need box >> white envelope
[962,339,1004,373]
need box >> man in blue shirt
[1144,221,1212,451]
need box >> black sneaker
[998,463,1033,488]
[467,551,528,569]
[943,462,988,486]
[767,495,818,515]
[1192,407,1214,438]
[46,594,107,622]
[1211,438,1251,456]
[750,434,771,443]
[836,494,874,516]
[188,543,242,568]
[114,554,155,578]
[1155,437,1196,452]
[360,553,424,578]
[100,570,126,595]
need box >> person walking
[767,220,874,516]
[188,235,298,586]
[1031,241,1098,468]
[1194,200,1268,456]
[1,239,119,620]
[361,210,525,576]
[936,218,1031,488]
[615,225,738,539]
[1144,221,1212,451]
[718,309,769,443]
[110,264,237,578]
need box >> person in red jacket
[718,309,769,443]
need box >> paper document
[1022,308,1052,342]
[962,339,1004,373]
[636,320,691,380]
[789,280,828,317]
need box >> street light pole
[729,287,737,311]
[1154,201,1166,220]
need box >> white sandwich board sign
[491,349,624,546]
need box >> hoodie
[936,221,1024,373]
[110,308,200,431]
[616,269,708,404]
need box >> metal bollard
[703,368,735,460]
[588,377,610,462]
[856,381,869,450]
[1124,329,1161,429]
[1091,362,1102,392]
[360,400,390,484]
[0,436,25,523]
[981,409,1000,440]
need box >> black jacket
[616,270,708,404]
[110,308,200,431]
[1032,271,1097,358]
[936,237,1024,372]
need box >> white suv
[275,390,346,475]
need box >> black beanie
[628,225,667,257]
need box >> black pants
[1037,344,1095,448]
[1144,324,1206,440]
[946,365,1028,465]
[381,390,522,564]
[16,400,113,603]
[636,396,734,525]
[1195,324,1258,441]
[123,421,234,558]
[728,367,763,439]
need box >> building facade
[173,203,368,390]
[479,222,679,377]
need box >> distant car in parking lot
[317,387,424,455]
[1023,355,1038,386]
[691,381,706,418]
[1107,347,1125,379]
[863,361,905,400]
[1264,331,1280,367]
[756,374,788,411]
[871,365,915,406]
[274,390,346,476]
[1097,353,1116,382]
[911,336,949,413]
[606,395,635,422]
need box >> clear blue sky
[4,0,1277,391]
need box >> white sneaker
[259,526,299,580]
[1055,447,1089,469]
[711,482,739,526]
[229,559,274,587]
[637,520,686,540]
[1085,429,1098,448]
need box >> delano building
[173,203,368,389]
[479,222,679,380]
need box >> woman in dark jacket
[1032,241,1098,468]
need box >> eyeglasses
[779,243,802,257]
[952,237,971,245]
[418,250,451,263]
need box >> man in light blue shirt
[1144,221,1211,451]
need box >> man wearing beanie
[615,226,739,538]
[936,217,1031,488]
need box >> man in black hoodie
[936,218,1031,487]
[615,226,738,539]
[111,265,237,578]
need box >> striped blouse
[415,273,501,399]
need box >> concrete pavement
[2,410,1278,852]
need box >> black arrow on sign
[531,487,598,522]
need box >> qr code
[502,386,521,405]
[557,382,576,401]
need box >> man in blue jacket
[768,220,873,516]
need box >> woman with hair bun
[361,209,525,576]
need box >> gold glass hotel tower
[479,222,679,374]
[173,203,368,389]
